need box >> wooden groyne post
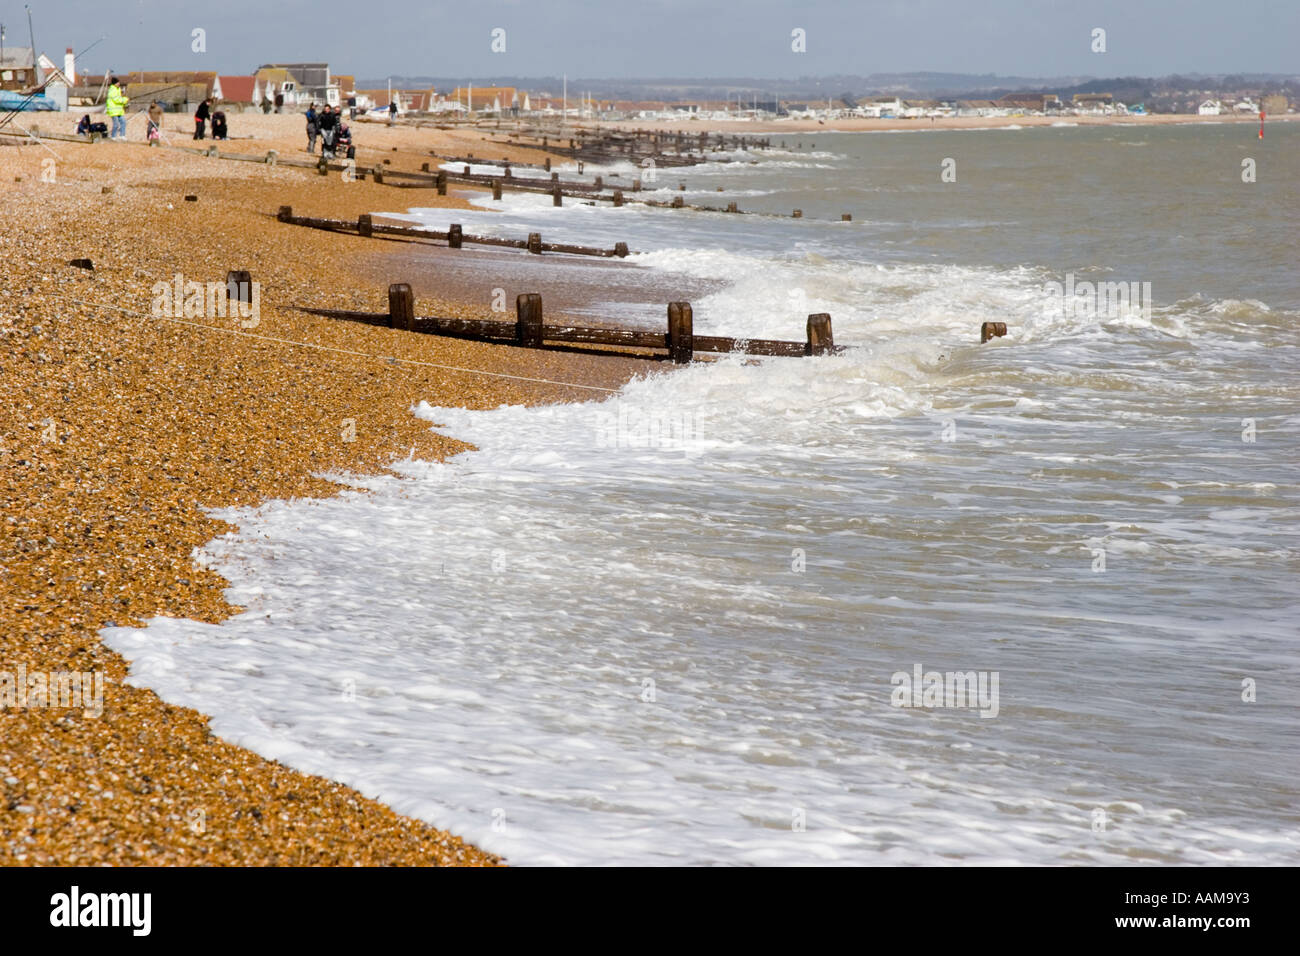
[389,283,415,331]
[516,293,544,347]
[980,321,1007,343]
[668,302,693,364]
[806,313,834,355]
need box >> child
[147,102,164,142]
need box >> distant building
[76,71,217,113]
[1072,93,1114,113]
[0,48,37,92]
[998,93,1062,113]
[1198,99,1222,116]
[257,63,343,108]
[215,75,263,111]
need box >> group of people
[192,99,228,140]
[304,104,354,159]
[83,77,227,143]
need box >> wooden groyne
[276,205,632,258]
[489,123,772,168]
[297,284,838,363]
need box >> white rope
[44,294,622,394]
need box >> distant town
[1,50,1294,120]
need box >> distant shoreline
[591,112,1296,135]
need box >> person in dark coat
[305,104,319,153]
[318,105,339,158]
[211,109,228,140]
[194,98,211,140]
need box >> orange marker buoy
[1260,110,1265,140]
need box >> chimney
[64,47,75,84]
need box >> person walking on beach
[388,100,397,126]
[105,77,129,140]
[305,104,319,153]
[274,91,284,114]
[147,101,164,142]
[194,98,211,140]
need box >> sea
[105,122,1300,865]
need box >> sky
[10,0,1297,82]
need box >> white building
[1198,100,1222,116]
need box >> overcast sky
[15,0,1297,82]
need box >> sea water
[105,124,1300,865]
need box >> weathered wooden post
[792,209,802,218]
[516,293,543,347]
[265,150,278,165]
[226,270,253,305]
[552,186,562,206]
[806,313,834,355]
[388,283,415,332]
[980,321,1007,343]
[463,164,471,175]
[358,214,373,237]
[578,161,585,174]
[672,196,684,208]
[421,161,430,171]
[277,205,293,222]
[551,172,559,182]
[504,165,512,178]
[373,166,384,184]
[668,302,694,364]
[436,172,447,195]
[527,232,543,254]
[317,157,328,175]
[614,242,629,258]
[633,178,642,192]
[613,190,624,207]
[448,224,463,249]
[493,179,503,200]
[544,157,551,171]
[841,213,852,221]
[727,202,738,213]
[594,175,603,190]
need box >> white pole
[562,73,566,127]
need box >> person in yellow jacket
[105,77,129,140]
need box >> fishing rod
[0,35,107,132]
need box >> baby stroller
[336,124,355,160]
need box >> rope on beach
[43,294,622,394]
